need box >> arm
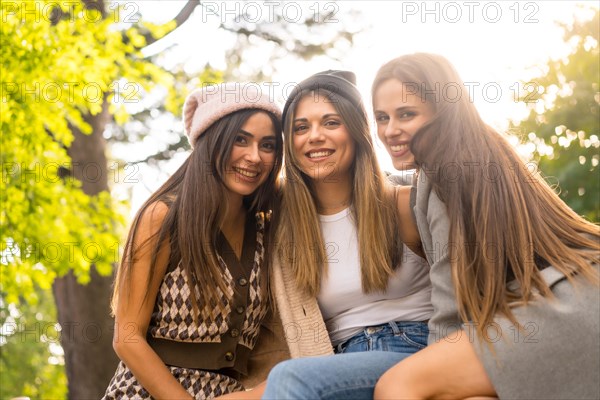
[374,180,495,400]
[413,177,462,344]
[374,329,496,399]
[112,202,193,399]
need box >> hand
[214,381,266,400]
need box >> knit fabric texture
[281,70,362,125]
[183,83,282,147]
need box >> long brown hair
[373,53,600,339]
[112,109,283,315]
[277,88,402,296]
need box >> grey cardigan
[413,172,600,399]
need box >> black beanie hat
[282,70,363,125]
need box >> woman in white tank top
[273,70,433,356]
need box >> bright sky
[114,0,598,211]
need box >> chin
[392,160,416,171]
[225,181,259,198]
[238,186,261,197]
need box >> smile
[390,144,409,152]
[233,166,259,178]
[307,150,334,159]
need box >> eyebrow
[293,113,340,123]
[239,130,276,140]
[374,106,417,114]
[239,130,254,138]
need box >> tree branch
[142,0,200,46]
[220,25,284,46]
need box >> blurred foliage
[0,0,175,304]
[220,2,362,79]
[0,0,180,396]
[0,288,66,400]
[108,2,364,166]
[1,0,361,397]
[512,7,599,221]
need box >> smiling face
[373,79,435,170]
[223,111,277,198]
[291,94,355,182]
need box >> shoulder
[140,201,169,224]
[414,173,446,214]
[413,173,451,257]
[414,172,446,216]
[387,170,416,211]
[394,185,412,213]
[391,184,423,255]
[133,201,170,244]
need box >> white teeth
[308,151,333,159]
[390,144,408,152]
[234,167,258,178]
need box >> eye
[324,119,341,128]
[261,141,276,152]
[235,135,248,145]
[293,124,308,134]
[375,114,389,124]
[398,111,416,119]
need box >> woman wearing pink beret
[103,83,284,399]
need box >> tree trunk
[52,98,119,399]
[48,2,201,396]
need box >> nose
[308,125,325,144]
[244,143,262,164]
[383,118,401,139]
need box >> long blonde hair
[373,53,600,339]
[277,88,402,296]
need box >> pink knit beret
[182,83,282,147]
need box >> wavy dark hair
[111,109,283,315]
[373,53,599,339]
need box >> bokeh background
[1,1,598,398]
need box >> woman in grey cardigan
[372,53,600,399]
[262,53,599,400]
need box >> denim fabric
[262,351,410,400]
[262,322,429,400]
[335,321,429,354]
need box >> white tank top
[317,207,433,345]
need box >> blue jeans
[262,321,428,400]
[335,321,428,354]
[262,351,410,400]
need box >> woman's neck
[222,191,245,231]
[221,191,246,259]
[313,175,352,215]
